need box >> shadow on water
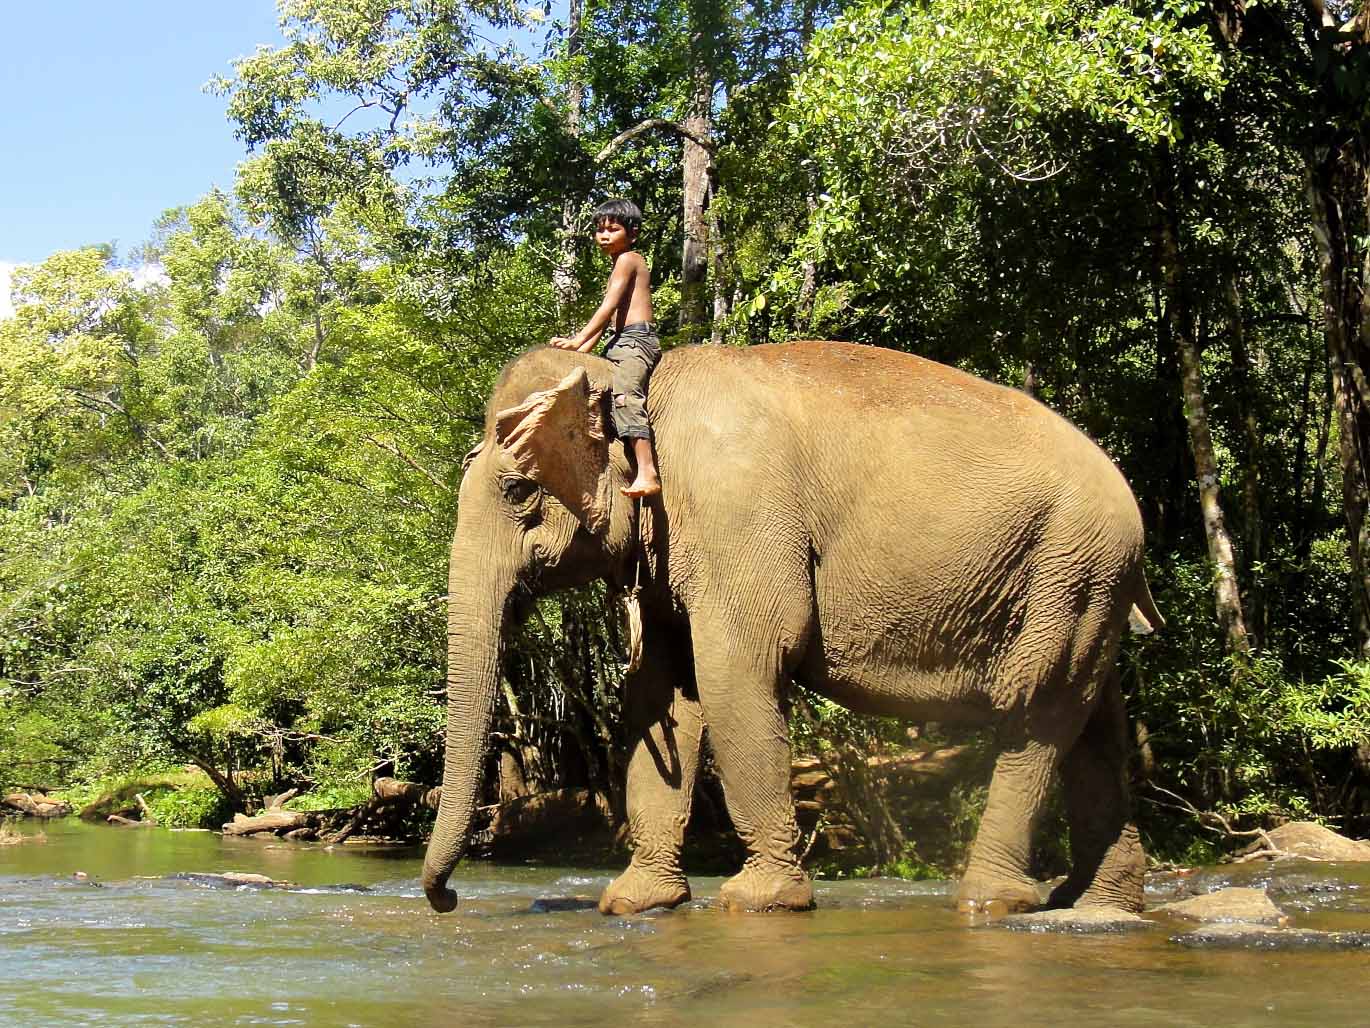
[3,819,1369,1027]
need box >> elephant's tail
[1127,570,1165,635]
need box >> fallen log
[220,777,439,840]
[2,792,73,818]
[261,787,300,811]
[135,793,157,826]
[222,809,320,837]
[107,814,153,827]
[373,778,427,804]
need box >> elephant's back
[656,340,1112,471]
[652,340,1143,547]
[660,340,1025,414]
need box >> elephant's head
[422,353,634,913]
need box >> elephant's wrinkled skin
[422,341,1160,917]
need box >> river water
[3,819,1369,1027]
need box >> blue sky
[0,1,285,265]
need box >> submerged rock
[168,871,293,890]
[1173,922,1370,950]
[529,896,599,913]
[993,907,1151,934]
[1154,887,1287,925]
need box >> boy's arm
[551,255,639,352]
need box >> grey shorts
[603,322,661,441]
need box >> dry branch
[1141,782,1293,861]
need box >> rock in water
[994,907,1150,934]
[1262,822,1370,862]
[530,896,599,913]
[1155,887,1287,925]
[1173,923,1370,950]
[168,871,292,889]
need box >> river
[2,819,1369,1027]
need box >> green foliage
[285,782,372,812]
[146,785,235,829]
[818,844,948,882]
[1130,550,1370,854]
[5,0,1370,867]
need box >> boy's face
[594,217,637,257]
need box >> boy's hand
[549,336,576,350]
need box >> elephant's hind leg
[956,736,1060,915]
[599,638,704,916]
[1047,673,1145,912]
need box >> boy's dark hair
[593,198,643,235]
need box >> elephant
[421,340,1162,917]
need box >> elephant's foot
[598,863,691,915]
[718,860,815,912]
[1046,874,1144,915]
[1047,828,1146,914]
[955,874,1043,918]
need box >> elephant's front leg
[691,624,815,913]
[599,639,704,915]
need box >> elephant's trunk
[421,568,509,913]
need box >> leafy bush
[146,785,234,829]
[284,782,372,811]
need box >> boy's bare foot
[624,437,660,497]
[622,472,661,498]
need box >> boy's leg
[625,437,660,497]
[609,338,661,497]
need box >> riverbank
[12,746,1370,886]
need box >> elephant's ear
[494,367,613,532]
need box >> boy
[550,198,662,498]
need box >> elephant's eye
[501,476,538,506]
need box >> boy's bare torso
[610,251,654,331]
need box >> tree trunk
[1226,270,1266,646]
[795,189,819,335]
[1306,361,1334,564]
[794,1,821,336]
[710,192,727,345]
[1291,327,1316,542]
[553,0,585,318]
[1155,151,1251,658]
[180,752,246,812]
[679,42,714,340]
[1307,146,1370,656]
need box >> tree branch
[66,388,170,458]
[595,118,716,163]
[1141,782,1293,860]
[364,435,451,493]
